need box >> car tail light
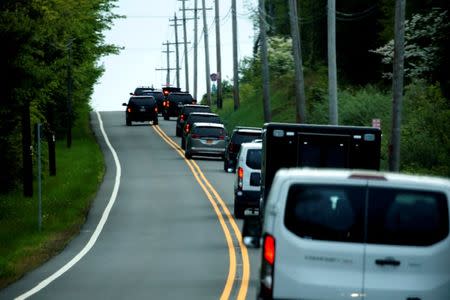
[185,124,190,133]
[180,114,185,121]
[191,134,200,139]
[260,234,275,298]
[163,90,169,96]
[237,167,244,190]
[154,107,158,113]
[127,108,132,113]
[218,135,225,140]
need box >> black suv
[131,86,155,96]
[223,127,262,172]
[181,112,223,149]
[123,96,159,126]
[140,90,164,113]
[176,104,211,137]
[162,92,195,120]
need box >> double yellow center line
[152,125,250,300]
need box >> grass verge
[0,109,104,289]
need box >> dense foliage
[0,0,120,193]
[223,0,450,177]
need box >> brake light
[191,134,200,139]
[185,124,190,133]
[154,107,158,113]
[180,114,185,121]
[263,234,275,265]
[163,90,169,96]
[237,167,244,189]
[127,108,132,113]
[218,135,225,140]
[260,234,275,298]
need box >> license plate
[140,108,146,112]
[206,140,213,144]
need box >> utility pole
[288,0,306,123]
[214,0,223,109]
[179,0,190,92]
[328,0,338,125]
[156,42,176,86]
[202,0,212,106]
[389,0,406,172]
[185,2,211,101]
[231,0,240,111]
[170,14,182,87]
[259,0,271,122]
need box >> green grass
[0,108,104,288]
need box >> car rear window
[143,92,164,101]
[184,106,211,114]
[232,132,261,144]
[129,97,156,106]
[246,149,262,170]
[194,127,225,137]
[169,94,193,103]
[190,115,222,124]
[284,184,366,243]
[366,188,449,246]
[284,184,449,246]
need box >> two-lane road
[1,111,260,300]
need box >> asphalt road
[1,111,260,300]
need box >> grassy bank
[0,109,104,288]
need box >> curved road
[1,111,260,300]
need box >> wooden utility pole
[389,0,406,172]
[179,0,190,92]
[259,0,271,122]
[202,0,212,106]
[170,14,182,87]
[66,39,74,148]
[328,0,338,125]
[288,0,306,123]
[156,42,176,86]
[214,0,222,109]
[194,0,199,100]
[22,99,33,197]
[231,0,240,111]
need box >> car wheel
[181,137,186,149]
[176,126,181,137]
[153,118,158,125]
[185,150,192,159]
[126,118,131,126]
[223,159,228,171]
[163,113,169,120]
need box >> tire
[181,137,186,149]
[176,126,181,137]
[126,118,131,126]
[223,159,228,171]
[163,112,169,121]
[185,150,192,159]
[153,117,158,125]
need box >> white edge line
[15,111,122,300]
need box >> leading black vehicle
[123,96,159,126]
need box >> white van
[259,169,450,300]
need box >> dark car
[181,112,223,149]
[223,126,262,172]
[162,92,195,120]
[122,96,158,126]
[176,104,211,137]
[140,90,164,113]
[131,86,155,96]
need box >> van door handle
[375,257,401,266]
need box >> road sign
[372,118,381,129]
[210,73,219,81]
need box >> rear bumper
[234,190,260,207]
[190,147,225,156]
[127,112,158,121]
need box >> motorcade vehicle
[130,86,155,96]
[242,122,382,246]
[162,86,181,97]
[258,168,450,300]
[223,126,262,172]
[122,96,158,126]
[176,104,211,137]
[181,112,223,149]
[184,123,227,159]
[233,141,262,218]
[162,92,195,120]
[140,90,164,113]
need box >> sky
[91,0,257,111]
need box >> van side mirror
[122,103,127,106]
